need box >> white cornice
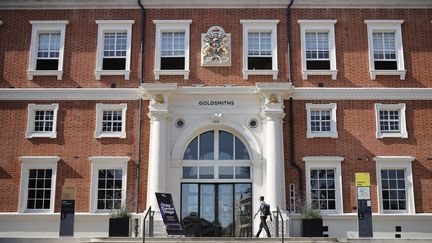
[293,88,432,100]
[2,87,432,101]
[303,156,344,163]
[0,88,144,101]
[298,20,337,24]
[373,156,415,163]
[95,20,135,24]
[1,0,432,9]
[176,86,257,95]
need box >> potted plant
[299,201,323,237]
[109,205,131,237]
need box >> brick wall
[1,9,432,88]
[291,9,432,88]
[284,99,432,213]
[0,100,150,212]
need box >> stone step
[81,237,338,243]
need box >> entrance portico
[143,83,292,236]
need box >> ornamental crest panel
[201,26,231,66]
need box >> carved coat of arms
[201,26,231,66]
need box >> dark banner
[59,200,75,237]
[155,192,184,236]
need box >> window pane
[97,169,123,210]
[219,131,233,160]
[184,137,198,160]
[26,169,52,210]
[309,169,335,210]
[235,166,250,179]
[183,166,198,179]
[199,166,214,179]
[235,137,250,160]
[381,169,406,211]
[219,166,234,179]
[199,131,214,160]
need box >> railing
[142,206,155,243]
[274,206,285,243]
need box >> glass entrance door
[181,183,252,237]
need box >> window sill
[95,132,126,139]
[370,70,406,80]
[27,70,63,80]
[377,132,408,139]
[243,70,278,80]
[26,132,57,139]
[95,70,130,80]
[307,131,338,139]
[302,69,338,80]
[154,70,190,80]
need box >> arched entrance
[180,129,253,237]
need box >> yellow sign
[61,186,76,200]
[355,173,371,187]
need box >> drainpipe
[287,0,304,201]
[136,0,145,215]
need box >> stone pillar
[256,82,292,212]
[146,111,169,210]
[263,111,285,210]
[142,83,177,237]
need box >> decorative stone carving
[201,26,231,66]
[153,94,165,104]
[211,112,223,123]
[268,94,280,104]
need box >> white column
[264,111,285,210]
[146,111,169,210]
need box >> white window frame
[26,103,59,138]
[375,103,408,138]
[95,103,127,139]
[306,103,338,138]
[95,20,134,80]
[240,20,279,80]
[28,20,68,80]
[89,156,129,213]
[365,20,406,80]
[181,130,252,184]
[153,20,191,80]
[298,20,337,80]
[374,156,415,214]
[19,156,60,213]
[304,156,344,214]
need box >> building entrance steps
[81,237,338,243]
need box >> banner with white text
[155,192,184,236]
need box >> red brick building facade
[0,0,431,239]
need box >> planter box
[302,218,323,237]
[109,217,130,237]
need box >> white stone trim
[89,156,129,213]
[19,156,60,213]
[3,87,432,101]
[240,20,279,80]
[95,20,134,80]
[94,103,127,138]
[27,20,68,80]
[374,156,415,214]
[298,20,337,80]
[2,0,432,9]
[0,88,143,100]
[293,88,432,100]
[365,20,406,80]
[306,103,338,138]
[303,156,344,214]
[153,20,192,80]
[26,103,59,138]
[374,103,408,139]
